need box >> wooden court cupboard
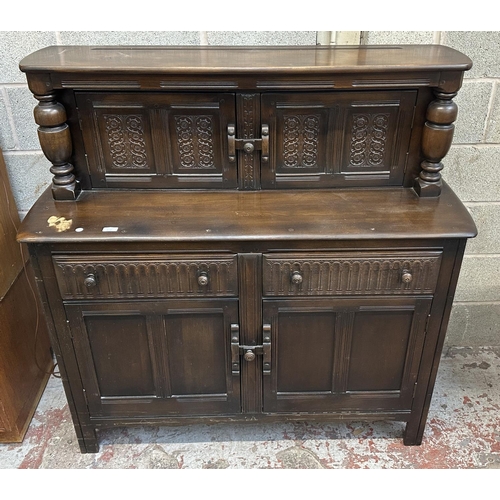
[18,45,476,453]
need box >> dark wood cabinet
[18,45,476,452]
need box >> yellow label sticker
[47,216,73,232]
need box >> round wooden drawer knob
[402,271,413,283]
[198,273,209,286]
[84,274,97,288]
[291,271,303,285]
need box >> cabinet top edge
[19,45,472,75]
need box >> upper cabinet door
[76,92,237,189]
[261,91,417,189]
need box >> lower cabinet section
[35,244,463,452]
[65,294,432,427]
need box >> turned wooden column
[414,91,458,197]
[33,92,80,200]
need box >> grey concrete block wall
[0,30,498,347]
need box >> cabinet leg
[403,419,424,446]
[77,425,99,453]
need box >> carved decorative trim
[263,253,442,296]
[242,94,256,188]
[61,80,141,89]
[242,94,255,140]
[53,255,238,300]
[415,91,458,197]
[257,81,336,89]
[283,114,320,168]
[103,114,148,169]
[160,81,237,89]
[174,115,215,169]
[33,92,79,200]
[349,113,389,167]
[352,79,431,88]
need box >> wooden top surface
[18,184,477,244]
[19,45,472,75]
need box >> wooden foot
[403,420,424,446]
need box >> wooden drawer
[263,251,442,297]
[53,254,238,300]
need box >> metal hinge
[230,323,272,376]
[412,382,418,399]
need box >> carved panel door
[65,299,241,417]
[76,92,236,189]
[260,91,417,188]
[262,297,431,414]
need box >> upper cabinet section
[261,90,417,188]
[77,92,236,189]
[19,45,472,199]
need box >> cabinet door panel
[76,92,236,189]
[276,311,335,393]
[165,312,229,396]
[347,310,413,392]
[263,297,431,414]
[85,314,157,398]
[261,91,416,189]
[66,300,240,417]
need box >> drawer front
[53,254,238,300]
[263,251,442,297]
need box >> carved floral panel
[174,115,216,169]
[349,113,390,168]
[103,114,149,169]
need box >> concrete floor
[1,346,499,469]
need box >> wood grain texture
[18,183,476,244]
[0,148,24,299]
[0,147,52,443]
[19,45,472,75]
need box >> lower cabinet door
[66,299,240,417]
[262,297,432,413]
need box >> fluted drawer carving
[263,251,442,296]
[53,254,238,300]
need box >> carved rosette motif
[283,114,320,168]
[103,114,148,169]
[263,255,441,296]
[174,115,215,169]
[53,257,238,299]
[349,113,389,167]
